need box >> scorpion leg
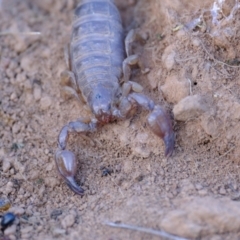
[122,54,145,82]
[125,29,136,57]
[60,70,85,103]
[125,29,146,57]
[55,119,97,195]
[119,92,175,157]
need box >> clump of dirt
[1,0,240,239]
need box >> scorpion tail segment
[55,149,84,195]
[147,105,175,158]
[66,177,84,196]
[163,132,175,158]
[58,126,69,150]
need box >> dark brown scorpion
[55,0,175,195]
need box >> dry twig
[0,31,41,36]
[105,221,189,240]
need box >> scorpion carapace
[55,0,175,195]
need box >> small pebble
[2,159,11,173]
[195,183,203,190]
[0,148,6,157]
[4,224,17,236]
[173,95,210,121]
[50,209,62,220]
[44,149,49,155]
[40,96,52,110]
[5,182,14,195]
[21,226,33,234]
[10,92,17,100]
[10,206,25,215]
[45,177,59,188]
[52,228,66,236]
[162,44,176,70]
[12,123,21,134]
[8,60,18,70]
[219,187,226,195]
[198,189,208,196]
[16,73,26,83]
[61,214,76,229]
[132,145,150,158]
[33,85,42,101]
[160,75,189,104]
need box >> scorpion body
[71,0,124,117]
[55,0,175,195]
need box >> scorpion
[55,0,175,195]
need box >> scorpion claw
[55,149,84,195]
[148,105,175,158]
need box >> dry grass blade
[0,30,41,36]
[105,221,189,240]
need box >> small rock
[2,159,11,173]
[61,214,76,229]
[195,183,203,190]
[5,182,14,195]
[29,170,39,180]
[147,70,160,89]
[40,96,52,110]
[10,92,17,100]
[10,206,25,215]
[161,210,202,238]
[219,187,226,195]
[20,55,34,73]
[192,38,201,47]
[44,149,49,155]
[162,44,176,70]
[21,226,33,234]
[16,73,26,83]
[132,145,150,158]
[123,160,133,174]
[231,192,240,201]
[198,189,208,196]
[45,177,59,188]
[160,75,189,104]
[0,148,6,157]
[33,85,42,101]
[6,69,14,79]
[173,95,210,121]
[69,231,81,240]
[46,162,54,172]
[12,123,21,134]
[200,114,218,137]
[50,209,62,220]
[12,160,25,174]
[25,93,34,106]
[180,179,195,194]
[33,0,55,12]
[23,79,32,91]
[4,224,17,236]
[135,133,149,144]
[52,228,66,237]
[161,197,240,238]
[232,102,240,120]
[8,60,18,70]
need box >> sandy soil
[1,0,240,239]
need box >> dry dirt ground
[1,0,240,239]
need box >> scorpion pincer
[55,0,175,195]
